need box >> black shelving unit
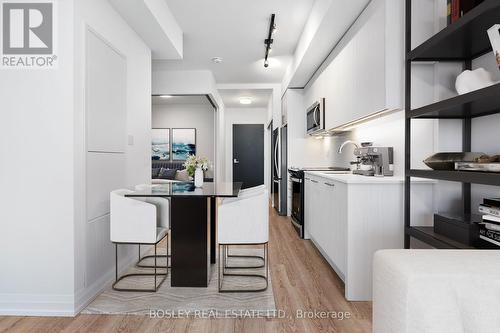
[405,0,500,249]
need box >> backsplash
[290,111,433,177]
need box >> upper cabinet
[305,0,404,132]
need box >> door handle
[310,179,319,184]
[324,182,335,187]
[274,137,279,176]
[233,159,239,164]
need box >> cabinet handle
[305,177,310,180]
[324,182,335,187]
[311,179,319,183]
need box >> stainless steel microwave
[306,98,325,135]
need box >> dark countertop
[125,182,242,198]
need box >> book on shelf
[479,227,500,240]
[447,0,485,26]
[479,235,500,247]
[484,198,500,208]
[451,0,461,23]
[483,214,500,224]
[447,0,452,26]
[480,222,500,232]
[460,0,485,16]
[479,204,500,217]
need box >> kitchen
[271,0,435,301]
[266,0,500,309]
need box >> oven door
[290,177,302,225]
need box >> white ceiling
[152,95,213,106]
[219,89,272,108]
[154,0,315,84]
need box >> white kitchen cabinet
[351,1,386,121]
[305,174,347,279]
[304,171,434,301]
[312,0,404,131]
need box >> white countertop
[305,171,435,184]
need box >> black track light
[264,14,276,68]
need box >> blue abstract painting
[172,128,196,161]
[152,128,170,160]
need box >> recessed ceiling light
[159,95,173,99]
[239,97,252,105]
[211,57,223,64]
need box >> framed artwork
[487,24,500,70]
[172,128,196,161]
[151,128,170,160]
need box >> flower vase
[194,167,204,188]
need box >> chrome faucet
[338,140,359,154]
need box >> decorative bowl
[423,152,485,171]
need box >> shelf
[407,226,499,249]
[407,83,500,119]
[409,169,500,186]
[409,0,500,61]
[406,226,474,249]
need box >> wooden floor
[0,206,372,333]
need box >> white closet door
[85,30,127,221]
[86,30,127,153]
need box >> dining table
[125,181,242,288]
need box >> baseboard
[0,293,75,317]
[0,252,137,317]
[74,251,137,314]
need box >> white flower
[183,155,210,171]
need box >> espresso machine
[352,146,394,177]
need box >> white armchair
[134,184,171,269]
[110,189,169,292]
[217,185,269,292]
[373,249,500,333]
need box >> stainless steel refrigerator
[272,125,287,216]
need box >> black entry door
[233,124,264,189]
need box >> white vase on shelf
[455,68,497,95]
[194,167,204,188]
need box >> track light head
[263,14,276,68]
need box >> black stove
[288,166,350,177]
[288,166,350,238]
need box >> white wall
[73,0,151,314]
[224,108,269,192]
[153,70,227,182]
[0,0,152,316]
[152,104,215,177]
[0,0,76,316]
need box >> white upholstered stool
[217,185,269,292]
[110,189,169,292]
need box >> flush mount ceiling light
[211,57,223,64]
[239,97,253,105]
[264,14,276,68]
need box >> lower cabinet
[304,175,347,280]
[304,172,432,301]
